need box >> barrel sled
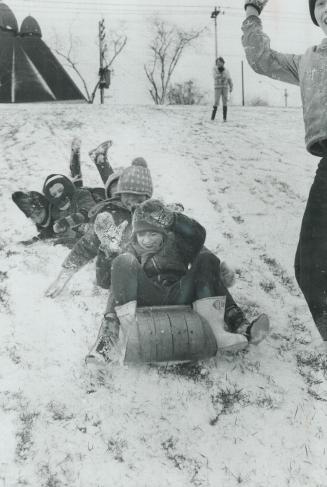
[124,305,217,364]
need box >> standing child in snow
[87,199,269,364]
[211,57,233,122]
[242,0,327,347]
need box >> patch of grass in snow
[16,410,39,462]
[260,253,298,294]
[259,279,276,293]
[210,385,249,425]
[296,351,327,401]
[157,362,208,382]
[0,284,11,313]
[161,437,207,486]
[38,463,62,487]
[47,401,74,421]
[106,436,127,463]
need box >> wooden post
[241,60,245,106]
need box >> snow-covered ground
[1,103,327,487]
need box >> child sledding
[12,138,114,247]
[86,199,269,366]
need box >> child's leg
[95,248,112,289]
[89,140,114,184]
[295,156,327,340]
[222,88,228,121]
[111,253,166,306]
[69,137,83,188]
[211,89,219,120]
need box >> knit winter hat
[43,174,76,209]
[105,167,124,198]
[12,191,48,218]
[309,0,318,25]
[116,158,153,198]
[132,199,174,235]
[43,174,75,200]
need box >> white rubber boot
[115,300,137,363]
[193,296,248,352]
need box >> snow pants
[294,155,327,339]
[214,87,228,107]
[110,250,247,332]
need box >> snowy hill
[1,103,327,487]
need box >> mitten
[244,0,269,14]
[94,212,128,255]
[53,214,85,234]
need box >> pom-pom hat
[116,158,153,198]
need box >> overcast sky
[4,0,325,105]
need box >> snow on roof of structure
[20,16,42,37]
[0,3,18,32]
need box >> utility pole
[241,60,245,106]
[210,6,223,60]
[284,88,288,108]
[98,18,106,104]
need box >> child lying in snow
[86,199,270,364]
[45,157,152,297]
[12,138,115,247]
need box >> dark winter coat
[126,212,206,286]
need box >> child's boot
[89,140,113,184]
[85,312,120,365]
[244,314,270,345]
[211,106,217,121]
[115,300,137,363]
[225,304,269,345]
[193,297,248,352]
[223,106,227,122]
[70,137,83,187]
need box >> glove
[220,261,236,288]
[94,212,128,255]
[53,218,69,234]
[244,0,269,15]
[53,213,85,234]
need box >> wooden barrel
[124,305,217,364]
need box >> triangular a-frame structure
[0,3,85,102]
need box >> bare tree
[52,28,127,103]
[144,19,205,105]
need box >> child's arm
[242,3,301,85]
[172,213,206,261]
[227,70,233,92]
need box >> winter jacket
[62,199,132,271]
[213,66,233,90]
[126,213,206,287]
[242,15,327,157]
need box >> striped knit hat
[116,158,153,198]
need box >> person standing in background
[211,57,233,122]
